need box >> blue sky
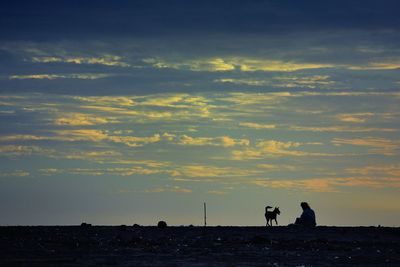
[0,0,399,226]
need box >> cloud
[144,56,400,73]
[171,164,259,178]
[345,165,400,177]
[79,105,140,116]
[143,57,235,72]
[0,131,249,152]
[233,58,334,72]
[54,113,118,126]
[9,73,113,80]
[79,98,212,121]
[62,150,122,161]
[252,176,400,192]
[215,78,270,86]
[175,134,249,147]
[335,113,374,123]
[0,145,53,156]
[332,137,400,156]
[231,140,302,160]
[0,135,47,142]
[73,96,135,107]
[143,186,192,194]
[231,139,337,160]
[290,126,396,133]
[207,190,228,195]
[347,62,400,70]
[54,130,161,147]
[0,130,162,148]
[256,164,297,171]
[273,75,336,88]
[215,75,336,88]
[40,167,167,176]
[239,122,277,129]
[217,92,291,109]
[31,55,130,67]
[53,129,110,142]
[80,94,214,121]
[0,170,30,177]
[144,57,334,72]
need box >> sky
[0,0,399,226]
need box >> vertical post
[204,202,207,227]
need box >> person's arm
[300,210,306,220]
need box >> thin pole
[204,202,207,227]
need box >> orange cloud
[252,177,400,192]
[332,137,400,155]
[143,186,192,194]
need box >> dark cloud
[1,0,399,40]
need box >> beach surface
[1,225,399,266]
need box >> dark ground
[0,225,399,266]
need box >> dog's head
[275,207,281,215]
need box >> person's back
[294,202,316,227]
[300,207,316,227]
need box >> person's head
[301,202,310,210]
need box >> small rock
[157,221,167,228]
[81,222,92,227]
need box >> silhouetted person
[294,202,316,227]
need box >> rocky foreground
[1,225,399,266]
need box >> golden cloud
[252,176,400,192]
[161,133,249,147]
[239,122,277,129]
[41,166,168,177]
[335,113,374,123]
[171,164,259,178]
[0,170,30,177]
[347,62,400,70]
[215,75,335,88]
[9,73,112,80]
[0,145,53,156]
[144,186,192,194]
[232,139,336,160]
[345,165,400,177]
[291,126,396,132]
[73,96,135,106]
[31,55,130,67]
[0,135,47,141]
[144,57,334,72]
[332,137,400,156]
[256,164,297,171]
[54,113,118,126]
[207,190,228,195]
[143,57,235,72]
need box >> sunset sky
[1,0,399,226]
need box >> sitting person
[294,202,316,227]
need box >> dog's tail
[265,205,273,212]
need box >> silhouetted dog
[265,207,281,226]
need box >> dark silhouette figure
[265,206,281,226]
[294,202,316,227]
[157,221,167,228]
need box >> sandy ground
[1,225,399,266]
